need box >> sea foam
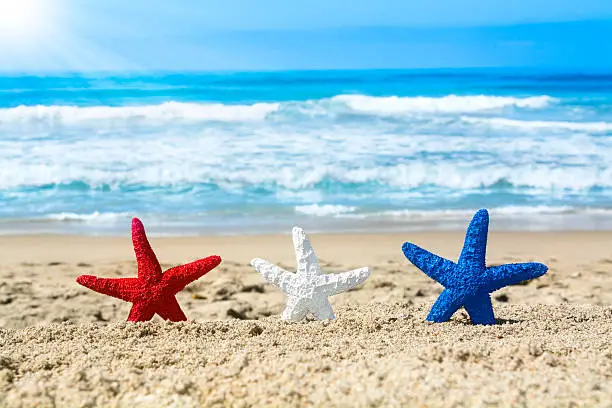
[462,116,612,132]
[0,101,280,124]
[1,84,611,231]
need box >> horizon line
[1,66,612,75]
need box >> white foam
[294,204,357,216]
[463,116,612,132]
[337,205,610,220]
[0,101,280,124]
[332,94,555,114]
[45,212,129,223]
[2,152,612,191]
[0,94,557,126]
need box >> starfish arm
[292,227,321,278]
[315,267,370,296]
[458,209,489,269]
[76,275,141,303]
[161,256,222,292]
[131,218,162,284]
[402,242,458,287]
[155,296,188,322]
[426,289,466,322]
[251,258,298,296]
[463,292,496,325]
[127,302,156,322]
[313,298,335,320]
[281,297,309,321]
[483,262,548,293]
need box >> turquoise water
[1,69,612,234]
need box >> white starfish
[250,226,371,321]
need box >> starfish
[76,218,222,322]
[251,227,371,321]
[402,209,548,325]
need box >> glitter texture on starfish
[402,209,548,325]
[76,218,221,322]
[251,227,371,321]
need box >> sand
[1,231,611,407]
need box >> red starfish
[76,218,221,322]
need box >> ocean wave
[462,116,612,132]
[2,162,612,191]
[332,94,555,114]
[0,94,556,125]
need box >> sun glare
[0,0,49,40]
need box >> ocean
[1,69,612,235]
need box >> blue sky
[1,0,612,71]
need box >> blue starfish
[402,209,548,325]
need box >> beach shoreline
[4,208,612,237]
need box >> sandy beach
[1,231,611,407]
